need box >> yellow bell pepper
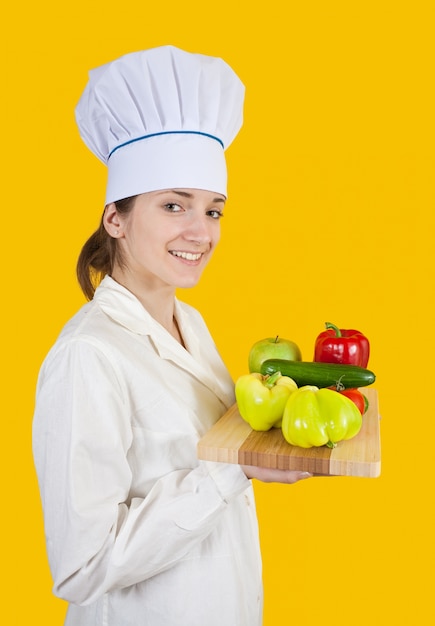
[281,385,362,448]
[235,371,298,431]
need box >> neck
[110,270,184,346]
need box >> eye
[207,209,224,220]
[164,202,183,213]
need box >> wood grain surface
[197,388,381,477]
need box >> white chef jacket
[32,276,263,626]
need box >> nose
[184,213,216,245]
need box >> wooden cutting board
[197,387,381,477]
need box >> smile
[169,251,202,261]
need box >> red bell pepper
[314,322,370,368]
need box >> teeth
[171,251,202,261]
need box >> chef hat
[75,45,245,204]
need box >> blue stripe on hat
[108,130,224,159]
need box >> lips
[169,250,202,261]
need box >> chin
[175,273,203,289]
[177,278,201,289]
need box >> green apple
[248,336,302,373]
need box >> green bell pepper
[281,385,362,448]
[235,371,298,431]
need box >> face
[105,188,225,292]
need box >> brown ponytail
[76,195,137,300]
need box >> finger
[242,465,313,484]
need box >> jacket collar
[93,276,234,408]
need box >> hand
[241,465,313,484]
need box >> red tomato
[337,388,368,415]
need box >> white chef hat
[75,45,245,204]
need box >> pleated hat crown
[75,45,245,204]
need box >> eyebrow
[157,189,225,203]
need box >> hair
[76,195,137,300]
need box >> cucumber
[260,359,376,389]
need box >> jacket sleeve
[32,336,250,605]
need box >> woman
[32,45,311,626]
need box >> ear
[103,203,123,238]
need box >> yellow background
[2,1,434,624]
